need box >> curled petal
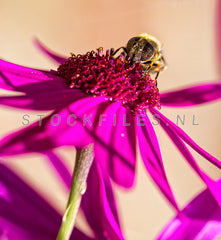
[157,179,221,240]
[34,38,67,64]
[94,103,136,188]
[160,83,221,107]
[136,111,179,211]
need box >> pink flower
[0,40,220,212]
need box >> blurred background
[0,0,221,239]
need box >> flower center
[57,48,160,111]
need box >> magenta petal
[150,109,221,207]
[0,163,92,240]
[157,179,221,240]
[0,88,87,110]
[151,108,221,169]
[0,59,65,91]
[34,38,67,64]
[81,161,124,240]
[0,97,106,156]
[44,151,72,190]
[160,83,221,107]
[94,103,136,188]
[136,111,179,210]
[44,152,124,240]
[0,113,88,155]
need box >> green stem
[56,144,94,240]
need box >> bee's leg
[139,60,152,65]
[142,65,151,76]
[140,61,153,78]
[154,63,162,87]
[155,70,160,87]
[111,47,127,57]
[155,70,160,81]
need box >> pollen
[57,48,161,111]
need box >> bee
[112,33,166,83]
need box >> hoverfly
[112,33,166,83]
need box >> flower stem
[56,144,94,240]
